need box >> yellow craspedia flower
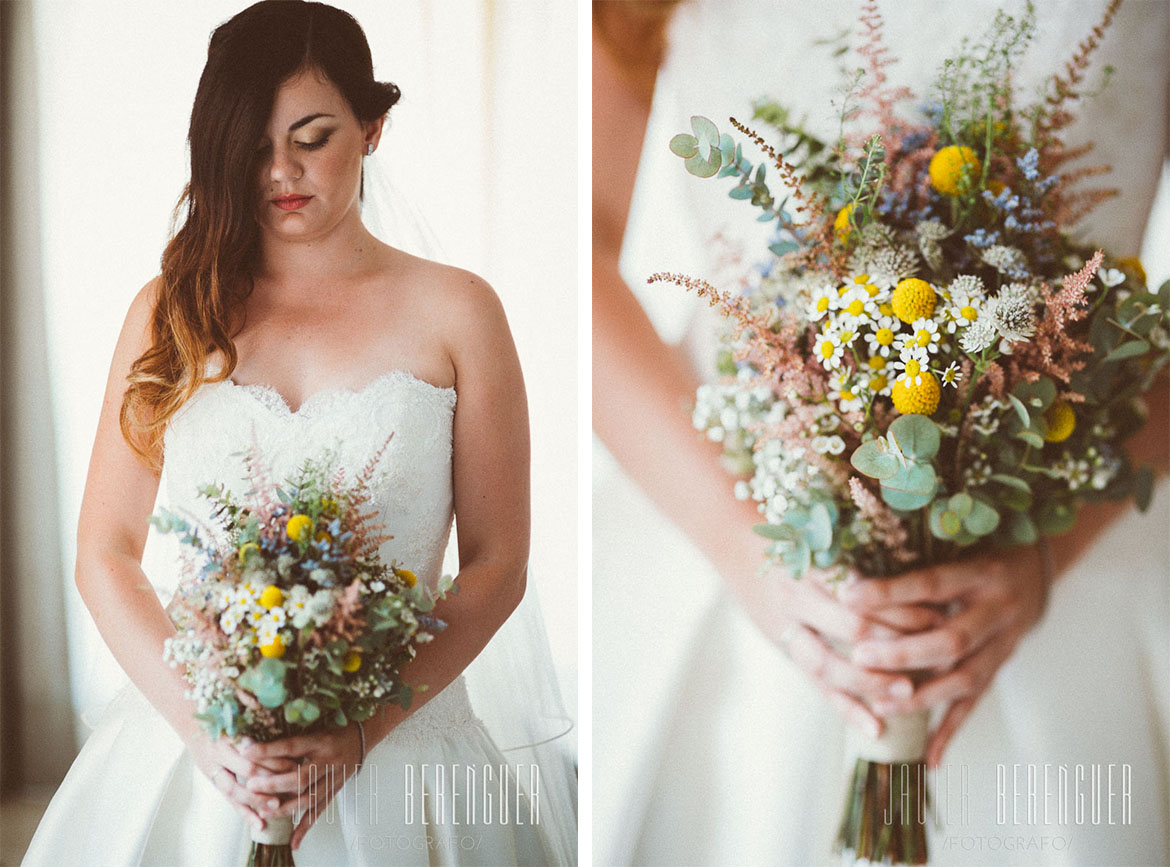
[834,203,857,240]
[259,636,286,658]
[259,585,283,610]
[343,650,362,672]
[1116,256,1146,286]
[1044,400,1076,443]
[395,568,418,588]
[891,278,937,324]
[929,145,981,196]
[286,513,313,542]
[891,370,941,415]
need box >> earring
[366,144,374,156]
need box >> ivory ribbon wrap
[847,710,930,763]
[251,814,294,846]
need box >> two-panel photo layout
[1,1,1167,866]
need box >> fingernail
[269,799,280,809]
[889,680,913,698]
[868,719,881,739]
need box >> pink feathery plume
[1008,251,1101,389]
[848,477,911,561]
[852,0,916,142]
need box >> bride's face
[252,67,378,241]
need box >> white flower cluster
[693,368,776,446]
[735,403,841,525]
[1051,447,1120,492]
[967,395,1007,439]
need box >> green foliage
[850,415,941,511]
[238,659,287,709]
[754,499,840,578]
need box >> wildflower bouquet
[154,440,450,867]
[655,1,1167,863]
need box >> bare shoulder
[116,275,164,366]
[381,249,510,345]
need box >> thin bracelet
[357,720,366,771]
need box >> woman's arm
[76,279,286,828]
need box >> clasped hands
[758,543,1048,767]
[187,722,364,850]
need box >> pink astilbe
[852,0,916,143]
[848,477,912,563]
[309,578,366,648]
[648,271,805,379]
[1008,250,1101,389]
[239,434,283,527]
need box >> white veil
[360,152,579,864]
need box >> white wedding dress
[594,1,1170,865]
[25,369,575,866]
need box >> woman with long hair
[23,2,573,864]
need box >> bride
[594,1,1168,864]
[23,1,573,864]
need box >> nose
[268,142,303,184]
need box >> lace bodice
[160,368,457,598]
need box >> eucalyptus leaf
[782,537,812,577]
[1103,339,1150,363]
[1006,393,1031,427]
[888,414,940,461]
[238,659,287,709]
[940,510,962,535]
[754,522,799,542]
[803,501,833,552]
[1013,378,1056,412]
[1036,501,1077,535]
[850,439,901,480]
[948,493,974,518]
[1017,429,1044,449]
[989,473,1031,492]
[1009,513,1038,545]
[962,499,1000,536]
[669,133,698,158]
[684,152,720,178]
[880,463,936,511]
[690,115,720,150]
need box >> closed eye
[296,136,331,151]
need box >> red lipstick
[271,195,313,211]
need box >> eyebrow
[288,113,335,132]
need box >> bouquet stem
[247,815,295,866]
[834,711,929,865]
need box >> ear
[362,116,386,155]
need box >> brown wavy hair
[120,0,401,469]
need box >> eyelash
[254,135,331,155]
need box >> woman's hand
[749,565,947,739]
[839,544,1049,767]
[184,730,299,832]
[239,724,364,850]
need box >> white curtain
[22,0,577,735]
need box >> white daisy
[805,284,838,322]
[944,292,984,333]
[836,286,879,326]
[863,315,901,358]
[939,361,963,388]
[1097,268,1125,288]
[827,373,865,414]
[814,331,846,370]
[896,317,943,356]
[892,355,929,387]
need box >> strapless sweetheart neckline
[219,367,456,417]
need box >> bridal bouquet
[655,1,1167,863]
[153,439,451,867]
